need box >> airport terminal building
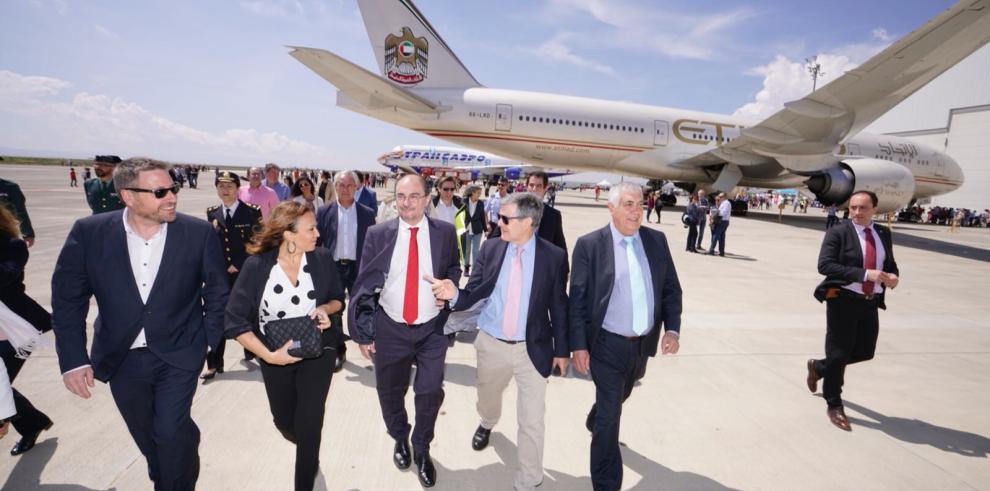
[867,44,990,211]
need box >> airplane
[377,144,573,181]
[289,0,990,213]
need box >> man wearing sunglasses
[83,155,125,215]
[427,176,462,225]
[429,192,569,491]
[52,157,229,490]
[568,182,682,491]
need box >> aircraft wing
[288,46,438,114]
[684,0,990,172]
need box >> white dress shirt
[123,207,168,349]
[334,203,358,261]
[433,199,457,224]
[380,217,439,324]
[842,221,887,295]
[718,199,732,220]
[222,200,239,221]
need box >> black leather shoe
[334,350,345,373]
[471,425,491,451]
[393,438,411,470]
[11,421,53,456]
[415,450,437,487]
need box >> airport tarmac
[1,164,989,490]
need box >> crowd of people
[0,155,913,490]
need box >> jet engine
[503,167,523,180]
[804,159,915,213]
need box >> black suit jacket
[459,199,487,235]
[224,247,346,348]
[315,201,376,263]
[814,220,899,309]
[568,225,682,357]
[348,217,462,344]
[0,236,50,333]
[206,200,262,275]
[51,211,230,381]
[452,237,568,377]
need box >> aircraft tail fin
[357,0,482,89]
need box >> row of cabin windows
[692,133,734,143]
[517,114,645,133]
[875,154,930,165]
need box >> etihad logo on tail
[384,27,428,86]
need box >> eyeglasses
[124,184,181,199]
[497,214,525,225]
[441,187,455,192]
[395,193,425,202]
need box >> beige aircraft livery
[289,0,990,212]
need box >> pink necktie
[501,245,524,339]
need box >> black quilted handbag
[262,316,323,359]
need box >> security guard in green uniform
[201,170,263,380]
[0,178,35,247]
[83,155,125,214]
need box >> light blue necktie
[623,236,649,335]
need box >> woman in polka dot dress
[224,201,345,491]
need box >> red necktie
[403,227,419,324]
[863,228,876,296]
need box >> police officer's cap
[94,155,122,164]
[215,171,241,187]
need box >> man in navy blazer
[348,174,460,488]
[354,171,379,216]
[431,192,568,490]
[315,170,376,371]
[51,158,229,490]
[568,182,682,491]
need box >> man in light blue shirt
[431,192,569,490]
[264,163,291,201]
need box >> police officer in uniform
[0,178,35,247]
[201,171,263,380]
[83,155,125,214]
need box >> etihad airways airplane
[289,0,990,212]
[378,144,573,180]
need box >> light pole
[805,56,825,92]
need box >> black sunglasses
[441,187,455,191]
[125,184,181,199]
[497,214,525,225]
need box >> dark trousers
[259,352,335,491]
[587,330,650,491]
[709,221,729,256]
[685,224,698,251]
[373,312,448,453]
[826,216,839,229]
[207,273,254,369]
[0,341,52,436]
[109,349,201,491]
[813,295,880,408]
[330,260,357,353]
[696,215,707,247]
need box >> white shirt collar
[122,208,167,239]
[223,200,239,216]
[851,221,875,234]
[400,215,428,232]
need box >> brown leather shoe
[827,407,852,431]
[806,359,821,393]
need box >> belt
[602,329,645,342]
[335,259,355,266]
[834,288,878,302]
[495,337,524,345]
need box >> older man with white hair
[568,182,683,491]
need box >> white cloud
[546,0,755,60]
[733,31,892,120]
[94,24,119,40]
[532,32,616,76]
[0,70,337,166]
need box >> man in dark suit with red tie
[52,158,229,490]
[348,174,461,488]
[316,170,376,372]
[807,190,899,431]
[569,182,683,491]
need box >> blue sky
[0,0,960,169]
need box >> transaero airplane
[377,144,573,181]
[290,0,990,212]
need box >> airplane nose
[948,155,964,190]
